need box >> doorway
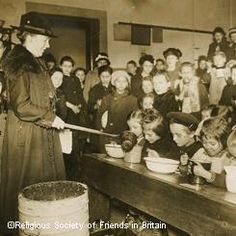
[41,13,100,70]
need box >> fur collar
[3,44,41,78]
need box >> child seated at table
[121,110,145,163]
[167,112,202,176]
[192,117,232,186]
[142,108,180,160]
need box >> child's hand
[97,99,102,107]
[147,149,160,158]
[193,162,212,180]
[180,154,189,166]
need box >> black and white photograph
[0,0,236,235]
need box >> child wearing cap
[175,62,209,114]
[143,109,180,160]
[97,70,138,137]
[83,52,110,102]
[131,54,154,98]
[209,51,229,105]
[152,72,179,118]
[192,117,232,187]
[163,48,182,91]
[168,112,202,176]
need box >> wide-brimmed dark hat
[11,12,56,38]
[163,48,182,59]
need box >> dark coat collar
[3,44,42,78]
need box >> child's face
[60,61,73,76]
[230,33,236,44]
[75,70,86,82]
[100,71,111,87]
[201,109,211,120]
[153,75,170,95]
[142,80,153,94]
[142,61,154,75]
[156,61,165,71]
[114,76,128,93]
[46,61,56,71]
[213,55,226,67]
[127,118,143,137]
[166,55,178,67]
[199,60,207,70]
[143,123,160,144]
[97,59,108,68]
[142,97,154,110]
[51,71,63,88]
[228,142,236,157]
[231,68,236,85]
[170,123,194,147]
[181,66,194,82]
[127,63,137,75]
[202,135,223,157]
[214,32,224,43]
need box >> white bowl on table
[105,143,124,158]
[144,157,179,174]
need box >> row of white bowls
[105,143,179,174]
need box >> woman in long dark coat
[0,12,65,235]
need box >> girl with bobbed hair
[142,108,180,160]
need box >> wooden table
[79,154,236,236]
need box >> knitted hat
[111,70,131,86]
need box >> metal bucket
[18,181,89,236]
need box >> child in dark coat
[97,71,138,151]
[88,65,113,124]
[88,65,113,152]
[60,56,88,180]
[153,72,179,118]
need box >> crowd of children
[2,26,236,189]
[38,26,236,188]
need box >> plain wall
[0,0,234,68]
[49,26,86,68]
